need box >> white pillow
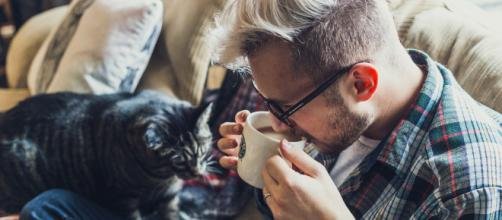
[28,0,163,95]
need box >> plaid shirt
[255,50,502,219]
[182,50,501,219]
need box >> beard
[308,100,370,155]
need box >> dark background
[10,0,70,29]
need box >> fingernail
[230,158,238,166]
[233,125,242,133]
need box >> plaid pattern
[181,50,501,219]
[254,50,502,219]
[332,50,502,219]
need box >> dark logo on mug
[238,137,246,159]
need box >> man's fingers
[217,137,240,156]
[265,155,297,184]
[217,138,239,150]
[235,110,250,124]
[0,215,19,220]
[280,140,324,177]
[219,111,249,137]
[262,166,279,190]
[219,122,243,137]
[219,156,238,169]
[221,147,238,157]
[262,187,280,217]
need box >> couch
[0,0,500,219]
[1,0,501,114]
[0,0,227,112]
[0,0,501,113]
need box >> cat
[0,90,213,219]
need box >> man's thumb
[280,139,323,177]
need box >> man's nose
[269,113,291,132]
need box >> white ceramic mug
[237,111,306,188]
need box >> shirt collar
[339,49,445,194]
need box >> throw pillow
[6,6,67,89]
[161,0,225,105]
[27,0,163,95]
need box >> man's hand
[261,140,354,220]
[0,215,20,220]
[217,110,250,169]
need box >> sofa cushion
[389,0,502,112]
[0,89,30,112]
[6,6,67,89]
[161,0,225,105]
[136,38,177,98]
[27,0,163,95]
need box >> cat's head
[126,93,213,180]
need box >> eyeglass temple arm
[279,66,352,120]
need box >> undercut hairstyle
[211,0,399,83]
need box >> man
[214,0,502,219]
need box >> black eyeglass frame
[254,63,362,127]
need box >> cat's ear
[143,124,164,151]
[193,102,213,129]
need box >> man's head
[213,0,408,153]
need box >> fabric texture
[178,72,266,219]
[254,50,502,219]
[389,0,502,112]
[27,0,163,95]
[6,6,67,89]
[0,89,30,112]
[329,136,381,187]
[160,0,225,105]
[20,189,123,220]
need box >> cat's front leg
[127,209,143,220]
[162,195,180,220]
[153,180,182,220]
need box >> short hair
[211,0,398,81]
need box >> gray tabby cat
[0,90,213,219]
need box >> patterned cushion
[27,0,163,95]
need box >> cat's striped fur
[0,90,213,219]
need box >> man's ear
[349,63,378,101]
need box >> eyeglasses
[254,64,356,127]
